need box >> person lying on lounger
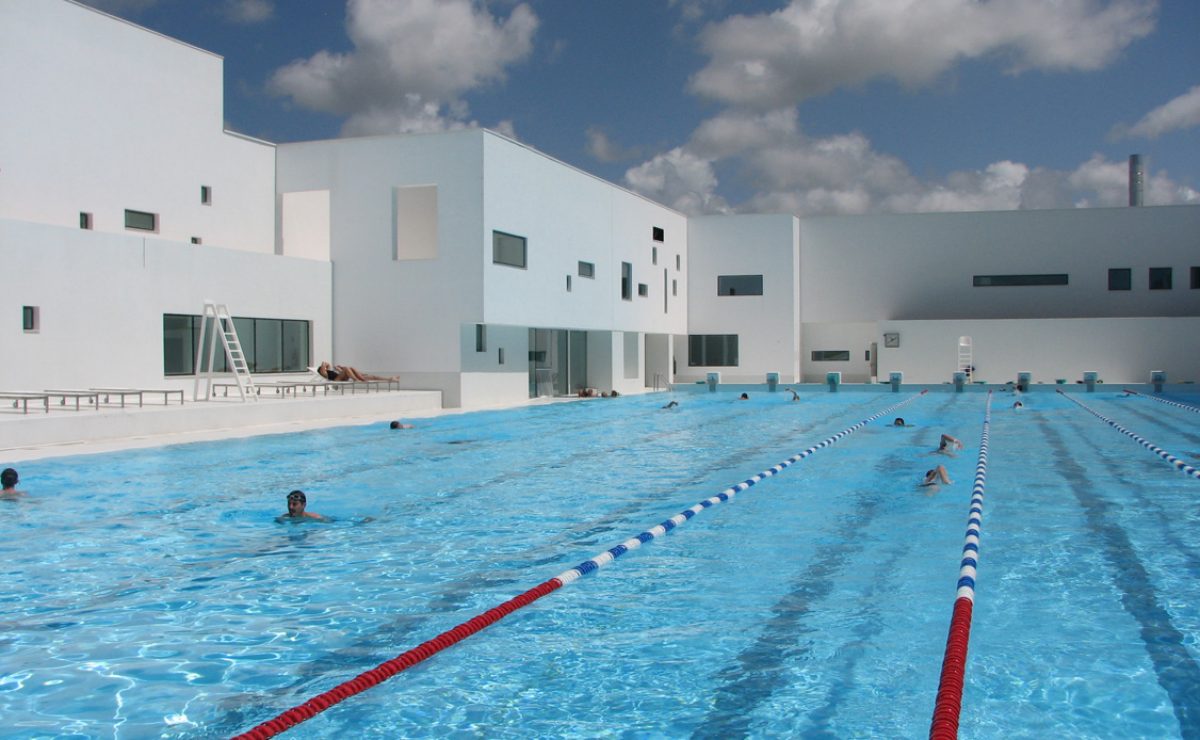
[316,361,397,382]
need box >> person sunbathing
[317,361,397,382]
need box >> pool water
[1,389,1197,738]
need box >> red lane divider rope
[233,578,562,740]
[930,391,991,739]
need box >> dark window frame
[125,209,158,232]
[1108,268,1131,291]
[717,274,764,296]
[811,350,851,362]
[578,261,595,278]
[1149,267,1173,290]
[972,274,1068,287]
[688,334,739,367]
[163,313,311,376]
[492,230,527,269]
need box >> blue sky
[82,0,1199,216]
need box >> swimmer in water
[935,434,964,456]
[662,400,679,409]
[277,490,329,522]
[921,465,952,487]
[786,388,800,401]
[389,420,414,429]
[1,467,22,497]
[893,418,911,427]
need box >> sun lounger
[42,390,101,411]
[1,392,50,414]
[89,388,185,406]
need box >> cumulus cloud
[690,0,1157,108]
[585,127,642,163]
[623,111,1197,216]
[269,0,538,135]
[221,0,274,24]
[1114,85,1200,139]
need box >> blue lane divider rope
[1058,390,1200,480]
[555,390,928,585]
[1122,388,1200,414]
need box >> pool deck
[0,388,449,462]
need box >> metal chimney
[1128,154,1144,206]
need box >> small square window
[201,185,212,205]
[1149,267,1172,290]
[22,305,39,332]
[652,226,664,242]
[492,231,527,268]
[638,283,648,297]
[578,261,595,278]
[191,237,202,245]
[125,209,158,232]
[1108,268,1131,291]
[79,212,93,230]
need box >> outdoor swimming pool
[1,388,1197,738]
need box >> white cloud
[623,148,730,215]
[624,112,1198,216]
[269,0,538,136]
[690,0,1157,108]
[221,0,274,24]
[585,127,642,163]
[1116,85,1200,139]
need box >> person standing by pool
[278,490,328,522]
[1,468,21,497]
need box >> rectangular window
[638,283,648,297]
[201,185,212,205]
[672,279,677,296]
[1108,268,1131,291]
[652,246,658,265]
[652,226,664,242]
[125,209,157,232]
[190,237,202,245]
[475,324,487,352]
[578,261,595,278]
[717,274,764,296]
[164,314,310,375]
[973,274,1067,287]
[566,275,572,292]
[688,334,738,367]
[1149,267,1172,290]
[675,254,681,270]
[1191,266,1200,289]
[492,231,527,268]
[22,306,39,332]
[812,350,851,362]
[621,262,633,301]
[79,212,92,230]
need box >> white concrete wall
[0,0,276,254]
[277,131,486,380]
[801,322,878,382]
[685,215,801,383]
[1,219,331,391]
[799,206,1200,322]
[481,134,688,336]
[876,317,1200,385]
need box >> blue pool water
[1,389,1198,738]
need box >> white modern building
[3,0,1198,409]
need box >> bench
[1,392,50,414]
[42,390,100,411]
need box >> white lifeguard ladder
[957,336,974,381]
[193,301,256,402]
